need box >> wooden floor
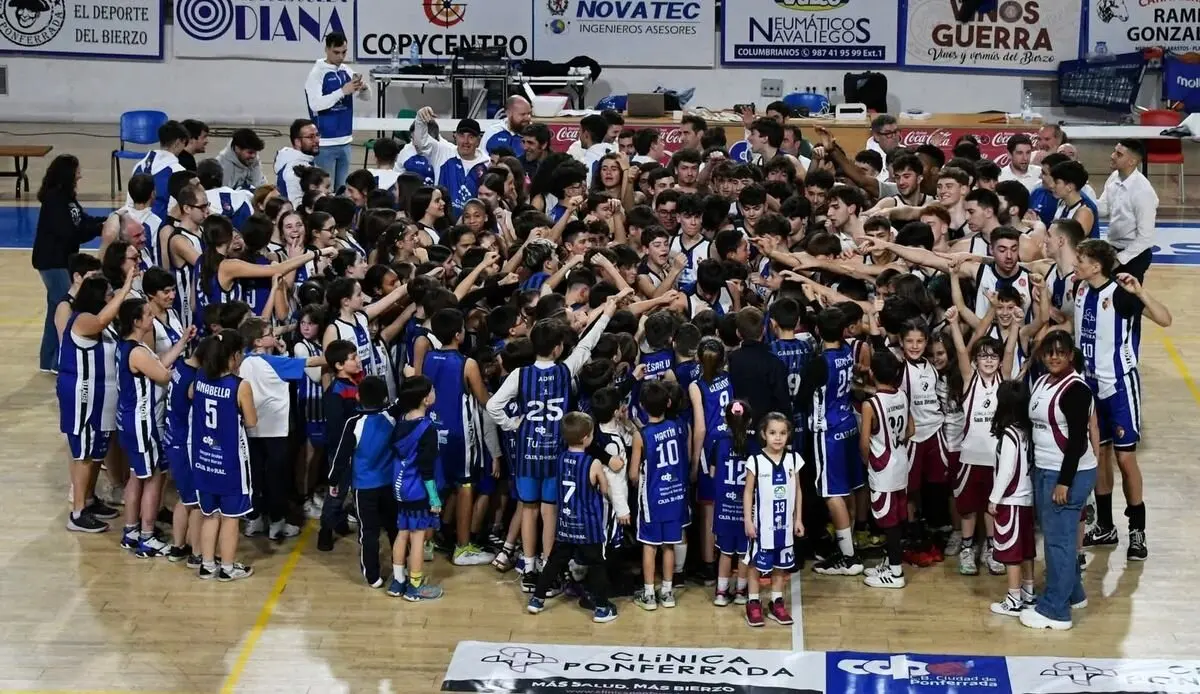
[1,125,1199,693]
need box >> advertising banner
[173,0,352,60]
[547,122,685,156]
[903,0,1083,73]
[355,0,532,62]
[534,0,715,67]
[0,0,161,58]
[722,0,901,66]
[897,126,1039,166]
[1086,0,1200,56]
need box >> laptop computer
[626,93,665,118]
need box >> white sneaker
[990,594,1023,617]
[945,530,963,555]
[864,570,906,589]
[983,544,1006,575]
[303,499,323,519]
[658,589,676,608]
[1071,597,1088,609]
[269,519,301,541]
[451,544,496,566]
[864,560,890,578]
[243,516,268,537]
[1020,607,1072,630]
[958,544,979,575]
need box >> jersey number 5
[205,399,218,429]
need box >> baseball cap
[456,118,483,136]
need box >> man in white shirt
[630,128,663,166]
[1096,139,1159,282]
[412,107,490,215]
[999,134,1041,192]
[304,31,370,192]
[864,114,900,184]
[574,114,615,187]
[274,118,319,207]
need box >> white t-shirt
[238,352,309,438]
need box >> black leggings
[534,541,611,608]
[355,486,398,583]
[249,437,292,523]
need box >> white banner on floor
[534,0,715,67]
[173,0,353,61]
[903,0,1083,73]
[1086,0,1200,56]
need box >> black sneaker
[812,553,864,576]
[66,512,108,533]
[809,535,838,562]
[1127,529,1148,561]
[334,521,353,537]
[1083,525,1119,547]
[317,527,335,552]
[167,544,192,562]
[83,499,119,520]
[521,571,539,594]
[198,564,217,580]
[186,554,203,569]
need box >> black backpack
[843,71,888,113]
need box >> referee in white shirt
[1096,139,1158,282]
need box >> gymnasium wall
[1,34,1025,124]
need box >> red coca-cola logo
[897,127,1034,168]
[553,125,579,142]
[660,128,684,147]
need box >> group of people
[32,31,1170,630]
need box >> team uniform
[808,343,863,497]
[955,373,1000,515]
[866,390,911,529]
[712,437,751,556]
[505,361,571,503]
[745,451,803,572]
[1074,279,1142,450]
[189,373,254,517]
[668,236,710,292]
[974,264,1034,322]
[330,311,379,379]
[935,370,966,494]
[694,370,732,504]
[771,334,816,452]
[901,357,945,489]
[56,316,114,461]
[164,360,199,507]
[167,226,203,329]
[292,337,325,445]
[631,346,673,424]
[115,339,165,479]
[423,348,483,488]
[391,416,441,531]
[990,426,1035,564]
[636,419,689,546]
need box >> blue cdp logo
[176,0,345,43]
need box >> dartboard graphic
[423,0,467,27]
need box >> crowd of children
[49,113,1173,630]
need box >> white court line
[790,571,805,651]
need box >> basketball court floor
[0,128,1197,694]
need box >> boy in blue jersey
[423,308,495,567]
[487,292,623,591]
[327,376,399,588]
[630,381,689,611]
[526,412,616,623]
[318,340,363,551]
[801,307,866,576]
[632,311,678,424]
[387,375,445,601]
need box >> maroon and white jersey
[990,425,1033,506]
[1030,372,1097,473]
[959,371,1000,467]
[866,390,910,494]
[936,372,965,453]
[902,358,942,443]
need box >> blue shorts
[305,421,326,447]
[750,543,796,572]
[197,490,253,518]
[396,507,440,532]
[441,433,476,485]
[715,530,749,556]
[1096,375,1141,451]
[119,430,164,480]
[813,425,864,498]
[65,427,111,462]
[637,518,685,546]
[166,444,197,506]
[477,468,497,496]
[515,476,557,504]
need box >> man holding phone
[305,31,370,191]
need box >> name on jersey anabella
[565,0,703,35]
[930,0,1055,66]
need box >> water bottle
[1021,89,1033,123]
[409,43,420,67]
[391,43,402,71]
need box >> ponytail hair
[200,329,245,379]
[725,399,754,457]
[116,297,148,338]
[325,277,358,316]
[199,214,234,291]
[697,336,725,382]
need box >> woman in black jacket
[32,155,106,372]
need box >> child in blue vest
[526,412,616,623]
[387,375,444,601]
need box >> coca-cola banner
[904,0,1084,74]
[546,122,686,158]
[899,127,1039,166]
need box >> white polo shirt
[999,164,1042,192]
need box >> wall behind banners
[173,0,353,61]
